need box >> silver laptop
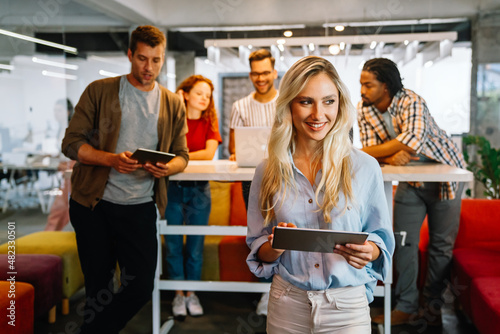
[234,127,272,167]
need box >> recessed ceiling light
[328,44,341,55]
[284,30,293,37]
[335,25,345,32]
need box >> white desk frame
[152,161,473,334]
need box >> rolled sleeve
[246,234,279,279]
[367,233,393,282]
[395,99,428,154]
[245,161,280,279]
[361,157,395,282]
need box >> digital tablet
[130,148,175,164]
[272,226,369,253]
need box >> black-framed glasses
[250,71,272,78]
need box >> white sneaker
[186,293,203,317]
[172,294,187,320]
[186,294,204,317]
[256,292,269,316]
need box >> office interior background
[0,0,499,193]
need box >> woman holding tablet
[246,56,395,333]
[165,75,222,320]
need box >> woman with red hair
[165,75,222,320]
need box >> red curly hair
[176,75,218,131]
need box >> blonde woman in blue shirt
[246,56,395,333]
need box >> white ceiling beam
[74,0,157,25]
[205,32,458,48]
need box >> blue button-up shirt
[246,149,395,302]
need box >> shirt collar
[386,89,404,116]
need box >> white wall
[0,53,129,154]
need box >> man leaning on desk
[357,58,465,327]
[61,25,189,333]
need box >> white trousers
[267,275,371,334]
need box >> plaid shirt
[357,88,465,200]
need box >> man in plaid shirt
[357,58,465,327]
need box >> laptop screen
[234,127,271,167]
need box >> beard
[254,81,273,95]
[361,96,373,107]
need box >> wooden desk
[155,160,473,334]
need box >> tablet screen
[272,227,368,253]
[130,148,175,164]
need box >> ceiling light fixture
[0,28,77,54]
[205,32,457,48]
[334,25,345,32]
[42,70,77,80]
[171,24,306,33]
[322,17,467,28]
[32,57,79,70]
[99,70,119,77]
[0,64,14,71]
[329,44,341,55]
[284,30,293,37]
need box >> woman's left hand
[333,241,380,269]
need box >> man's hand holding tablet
[130,148,176,165]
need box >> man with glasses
[228,48,278,316]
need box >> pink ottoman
[0,254,62,323]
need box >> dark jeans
[70,198,158,334]
[242,180,252,210]
[164,181,211,281]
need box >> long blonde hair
[260,56,356,225]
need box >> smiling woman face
[185,81,211,114]
[291,72,339,150]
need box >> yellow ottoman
[0,231,84,315]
